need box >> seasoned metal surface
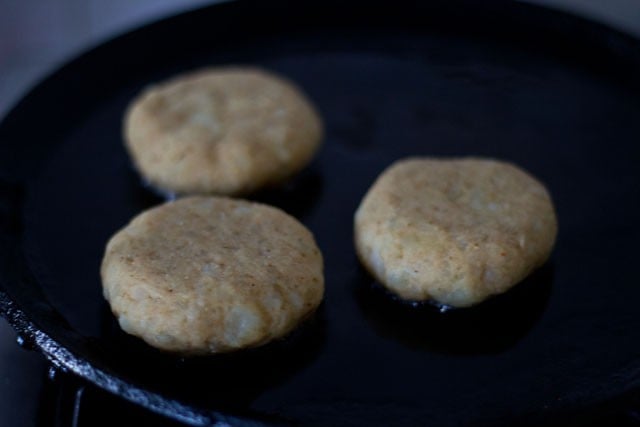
[1,1,640,425]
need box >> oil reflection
[250,166,323,221]
[354,262,554,355]
[125,165,324,222]
[97,302,327,412]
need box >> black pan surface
[1,1,640,426]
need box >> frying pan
[1,0,640,425]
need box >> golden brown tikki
[124,67,323,196]
[101,196,324,354]
[354,157,557,308]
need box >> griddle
[1,1,640,425]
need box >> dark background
[1,1,640,426]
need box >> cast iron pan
[1,0,640,425]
